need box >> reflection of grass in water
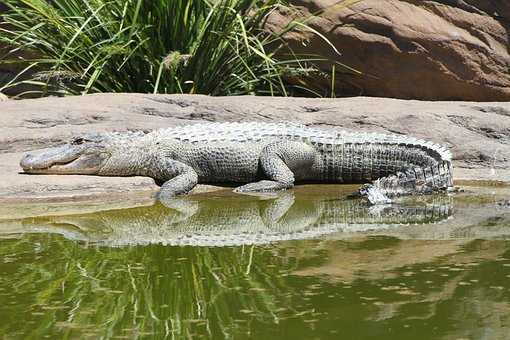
[0,235,298,338]
[2,235,510,339]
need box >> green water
[0,185,510,339]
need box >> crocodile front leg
[234,141,316,193]
[154,159,198,201]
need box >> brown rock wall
[270,0,510,100]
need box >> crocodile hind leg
[234,141,316,193]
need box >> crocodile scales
[20,122,453,203]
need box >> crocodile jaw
[20,144,105,175]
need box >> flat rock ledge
[1,93,509,204]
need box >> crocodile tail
[359,160,454,205]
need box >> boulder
[269,0,510,101]
[0,93,509,202]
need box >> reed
[0,0,356,97]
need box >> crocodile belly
[185,142,264,183]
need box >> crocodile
[19,122,453,204]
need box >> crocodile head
[20,134,113,175]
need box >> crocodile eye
[71,137,84,145]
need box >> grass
[0,0,359,98]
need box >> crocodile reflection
[6,192,453,246]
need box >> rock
[268,0,510,101]
[0,93,509,202]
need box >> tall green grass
[0,0,355,97]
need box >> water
[0,185,509,339]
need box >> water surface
[0,185,509,339]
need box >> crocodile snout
[19,145,77,172]
[20,153,36,170]
[19,144,106,175]
[20,151,54,171]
